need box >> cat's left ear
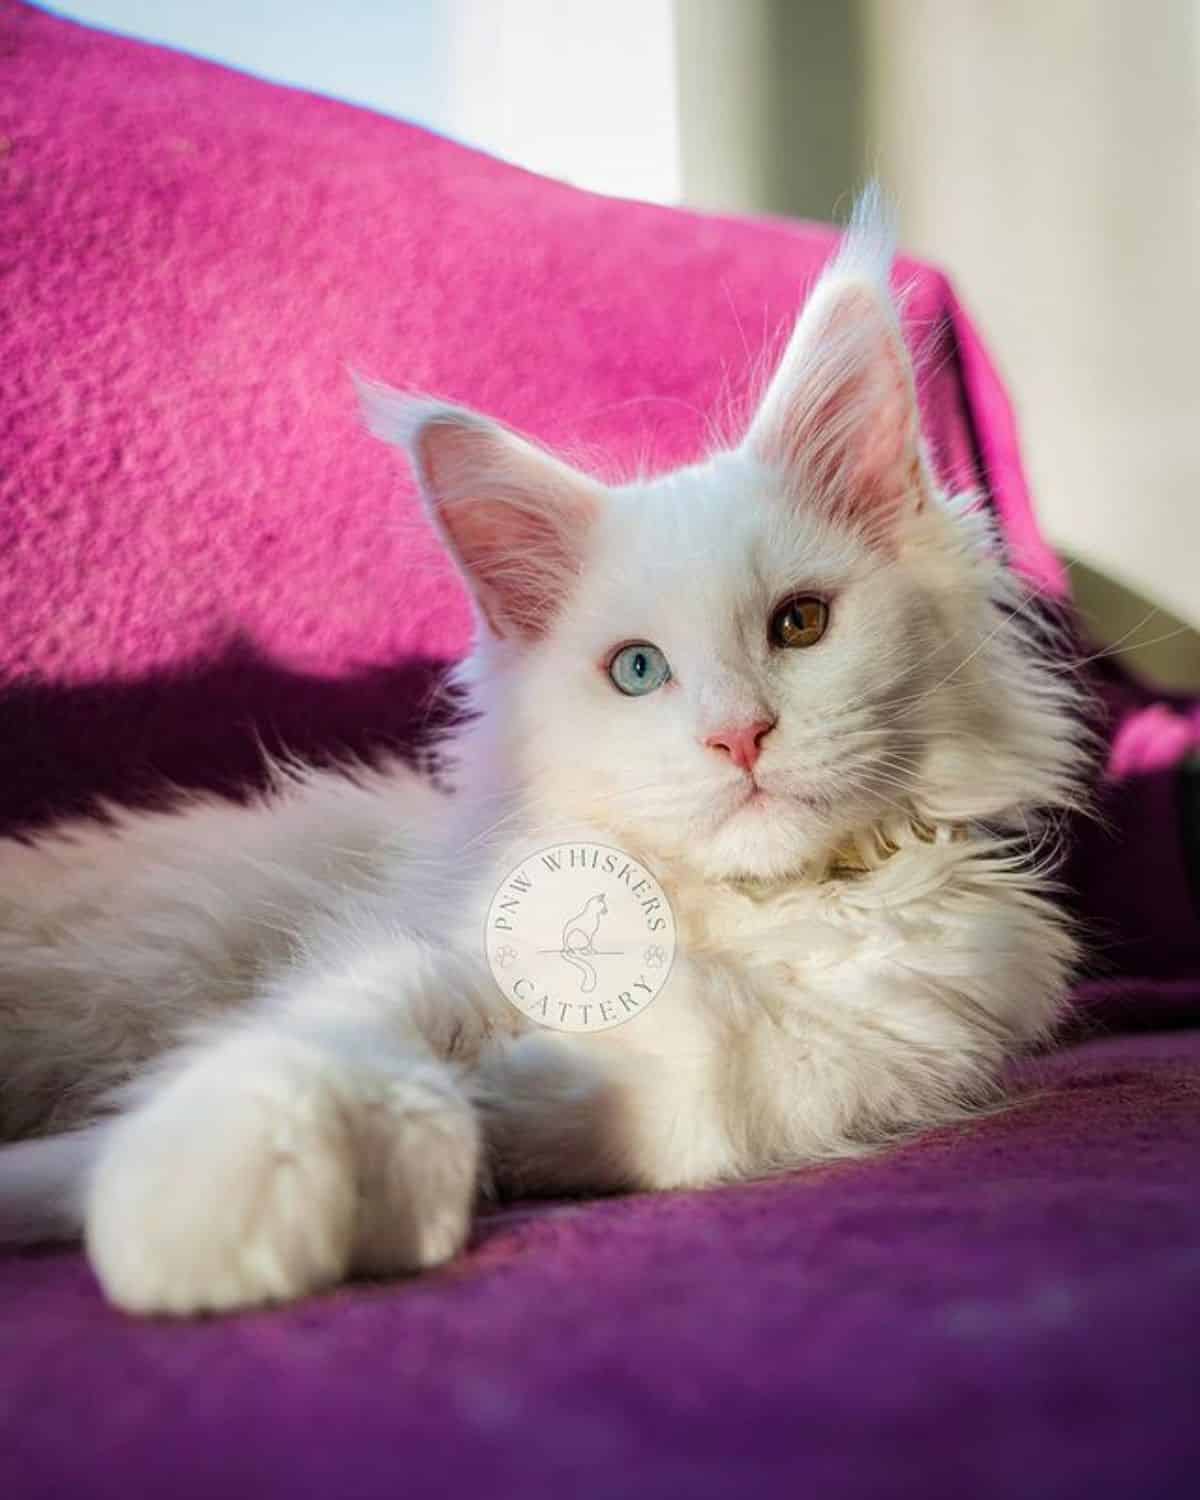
[743,206,928,538]
[358,382,603,641]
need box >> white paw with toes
[86,1040,362,1314]
[85,1035,482,1314]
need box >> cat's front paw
[85,1040,359,1315]
[351,1060,480,1277]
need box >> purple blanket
[5,1032,1199,1499]
[2,5,1198,1496]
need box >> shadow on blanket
[0,639,459,837]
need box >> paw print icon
[643,944,667,968]
[493,944,518,970]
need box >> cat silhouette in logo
[558,893,608,993]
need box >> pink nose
[704,718,774,772]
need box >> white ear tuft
[357,378,603,641]
[826,182,898,289]
[744,188,925,539]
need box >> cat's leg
[474,957,746,1198]
[476,1030,741,1199]
[86,938,495,1314]
[478,951,1030,1203]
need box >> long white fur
[0,198,1088,1312]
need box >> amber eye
[769,595,829,649]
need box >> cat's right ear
[358,382,603,641]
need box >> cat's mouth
[728,777,824,817]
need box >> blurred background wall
[47,0,1200,686]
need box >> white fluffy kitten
[0,206,1084,1313]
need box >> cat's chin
[696,799,829,884]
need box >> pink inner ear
[443,493,580,640]
[756,283,922,533]
[416,417,599,641]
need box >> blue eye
[608,642,671,696]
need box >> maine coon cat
[0,203,1085,1314]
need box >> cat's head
[365,204,1083,884]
